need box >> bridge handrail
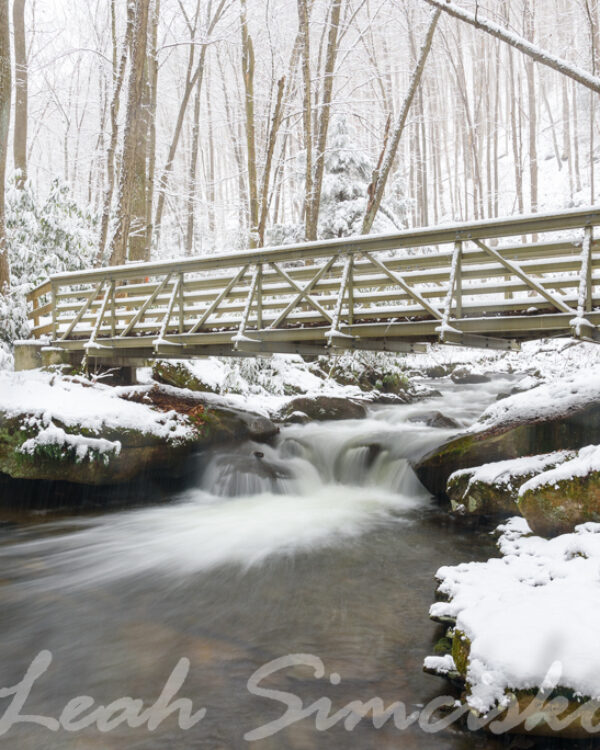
[42,205,600,287]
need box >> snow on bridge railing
[25,206,600,358]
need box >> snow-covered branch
[422,0,600,95]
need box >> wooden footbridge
[26,206,600,365]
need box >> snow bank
[519,444,600,495]
[430,517,600,713]
[0,370,194,444]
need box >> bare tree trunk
[97,0,134,263]
[0,0,10,291]
[572,79,582,193]
[146,0,160,252]
[257,76,285,246]
[217,48,247,236]
[307,0,342,240]
[240,0,258,248]
[362,8,440,234]
[297,0,314,241]
[128,25,152,263]
[12,0,27,187]
[110,0,151,266]
[523,1,537,214]
[153,0,226,248]
[185,65,203,256]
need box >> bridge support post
[13,340,44,371]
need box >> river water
[0,377,530,749]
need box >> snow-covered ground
[405,337,600,382]
[428,517,600,713]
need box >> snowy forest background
[0,0,600,356]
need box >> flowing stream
[0,377,527,749]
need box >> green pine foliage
[0,176,98,347]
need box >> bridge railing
[26,206,600,358]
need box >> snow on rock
[19,424,121,463]
[471,367,600,431]
[519,444,600,496]
[450,451,575,496]
[430,517,600,713]
[423,654,457,675]
[0,369,194,444]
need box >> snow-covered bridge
[25,206,600,366]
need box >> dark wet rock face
[408,411,460,429]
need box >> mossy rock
[0,412,193,486]
[448,475,519,516]
[447,453,576,517]
[414,403,600,498]
[451,629,471,678]
[152,360,218,393]
[518,470,600,537]
[442,630,599,739]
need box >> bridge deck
[26,206,600,363]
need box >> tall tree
[153,0,228,249]
[297,0,314,242]
[0,0,10,291]
[12,0,27,187]
[306,0,342,241]
[98,0,134,263]
[110,0,151,266]
[239,0,258,247]
[362,7,440,234]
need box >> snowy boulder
[121,384,279,444]
[448,452,576,516]
[0,373,279,488]
[450,365,491,384]
[414,368,600,498]
[152,360,219,394]
[0,372,197,486]
[276,396,366,422]
[518,446,600,537]
[426,518,600,738]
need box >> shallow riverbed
[0,377,536,749]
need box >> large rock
[0,376,278,487]
[152,360,218,393]
[277,396,366,422]
[518,445,600,536]
[447,451,575,516]
[122,385,279,444]
[0,412,194,485]
[408,410,460,429]
[450,365,491,384]
[414,371,600,497]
